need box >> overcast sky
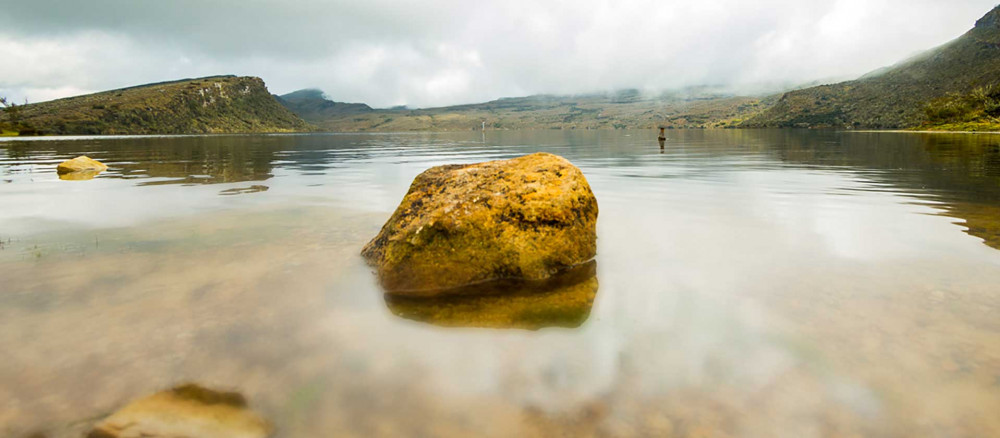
[0,0,996,108]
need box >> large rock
[56,156,107,174]
[362,152,598,295]
[87,384,271,438]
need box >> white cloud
[0,0,996,107]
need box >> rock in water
[56,156,108,174]
[362,152,598,295]
[87,384,271,438]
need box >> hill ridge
[743,5,1000,129]
[10,76,312,135]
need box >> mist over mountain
[744,5,1000,129]
[3,3,1000,134]
[1,0,995,108]
[274,86,773,131]
[274,89,373,123]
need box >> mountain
[281,88,774,132]
[12,76,313,135]
[744,5,1000,130]
[275,89,373,122]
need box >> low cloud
[0,0,995,107]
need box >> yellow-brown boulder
[362,152,598,295]
[56,156,108,174]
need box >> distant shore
[851,130,1000,135]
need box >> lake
[2,130,999,437]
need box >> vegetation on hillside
[0,96,29,135]
[278,88,776,132]
[744,5,1000,129]
[11,76,312,135]
[920,85,1000,131]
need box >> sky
[0,0,996,108]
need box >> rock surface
[362,152,598,295]
[56,156,107,174]
[87,384,271,438]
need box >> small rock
[87,383,271,438]
[56,156,107,174]
[362,153,598,295]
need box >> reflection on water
[758,130,1000,248]
[57,169,103,181]
[386,261,598,330]
[2,130,1000,437]
[219,184,269,196]
[2,135,277,186]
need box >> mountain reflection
[121,137,277,186]
[758,131,1000,250]
[384,261,598,330]
[4,135,279,186]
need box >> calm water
[2,130,999,437]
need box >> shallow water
[1,130,999,437]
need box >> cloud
[0,0,996,107]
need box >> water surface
[2,130,999,437]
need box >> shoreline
[850,129,1000,134]
[4,128,1000,139]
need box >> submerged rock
[385,260,599,329]
[362,152,598,295]
[56,156,107,174]
[87,384,271,438]
[57,169,104,181]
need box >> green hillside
[7,76,313,135]
[744,5,1000,130]
[278,88,774,132]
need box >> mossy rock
[362,152,598,295]
[87,384,271,438]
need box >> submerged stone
[87,384,271,438]
[385,260,598,330]
[56,156,108,175]
[362,152,598,295]
[58,169,103,181]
